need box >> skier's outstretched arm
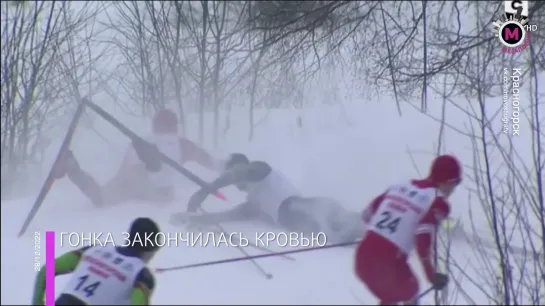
[180,138,223,171]
[187,161,271,213]
[32,246,91,304]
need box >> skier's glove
[132,139,161,172]
[187,189,209,213]
[432,272,449,290]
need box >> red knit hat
[428,155,462,185]
[152,109,178,134]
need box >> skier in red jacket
[355,155,462,305]
[52,109,222,206]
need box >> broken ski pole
[84,100,226,201]
[155,240,358,274]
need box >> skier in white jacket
[170,153,365,244]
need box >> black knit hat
[226,153,249,169]
[128,217,162,252]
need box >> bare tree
[398,3,544,304]
[101,1,168,117]
[2,3,543,303]
[1,1,101,198]
[142,1,190,132]
[161,1,255,145]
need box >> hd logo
[492,1,537,52]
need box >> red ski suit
[107,137,220,203]
[355,179,450,304]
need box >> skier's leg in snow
[277,196,322,234]
[278,196,365,243]
[334,211,366,242]
[53,150,105,206]
[99,163,174,205]
[115,138,176,204]
[99,172,139,205]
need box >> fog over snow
[1,1,543,305]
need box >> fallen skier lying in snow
[170,153,365,244]
[53,109,222,207]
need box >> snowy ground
[1,101,538,304]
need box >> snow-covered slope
[1,102,540,304]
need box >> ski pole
[415,285,436,302]
[84,100,226,201]
[241,236,296,261]
[156,240,358,273]
[187,216,295,261]
[199,207,274,279]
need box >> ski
[18,101,87,237]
